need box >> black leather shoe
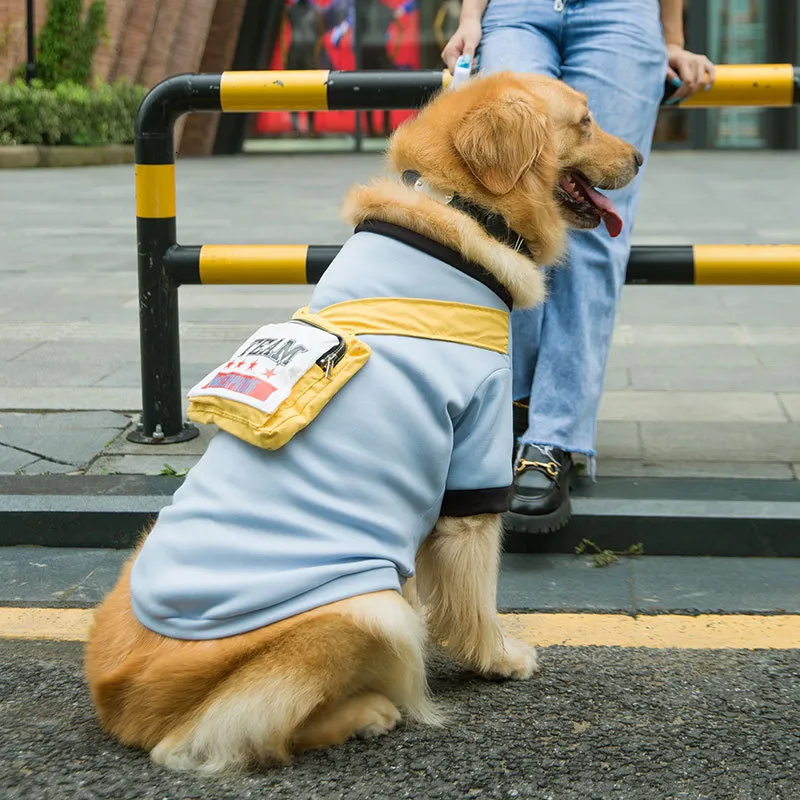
[505,443,574,534]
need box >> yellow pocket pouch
[187,307,371,450]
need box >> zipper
[553,0,564,10]
[293,319,347,378]
[317,339,346,379]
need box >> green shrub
[35,0,106,87]
[0,80,147,146]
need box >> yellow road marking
[2,609,799,649]
[501,613,800,650]
[1,608,94,642]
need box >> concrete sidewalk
[4,546,800,614]
[1,150,799,478]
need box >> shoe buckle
[515,459,559,478]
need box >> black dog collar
[401,170,534,259]
[355,219,514,310]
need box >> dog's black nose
[632,149,644,171]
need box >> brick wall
[0,0,48,82]
[0,0,248,155]
[179,0,248,157]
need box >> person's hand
[666,43,716,99]
[441,17,482,74]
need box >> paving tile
[0,340,139,388]
[630,365,800,393]
[619,286,725,311]
[752,346,800,368]
[66,551,132,604]
[778,393,800,422]
[595,421,641,460]
[0,387,141,410]
[718,286,800,310]
[102,422,217,456]
[85,454,202,476]
[0,548,122,604]
[599,391,786,423]
[0,299,138,325]
[0,444,39,474]
[620,302,800,327]
[613,325,800,347]
[741,327,800,346]
[602,367,630,391]
[14,459,83,475]
[168,286,314,312]
[632,556,800,613]
[0,411,129,467]
[0,411,130,429]
[179,340,255,366]
[498,554,635,613]
[607,345,760,369]
[92,361,226,389]
[0,341,41,361]
[596,458,795,480]
[611,324,747,347]
[640,422,800,462]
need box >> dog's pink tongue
[583,184,623,238]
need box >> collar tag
[413,177,454,206]
[402,169,453,205]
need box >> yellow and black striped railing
[131,66,800,444]
[161,243,800,287]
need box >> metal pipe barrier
[165,244,800,287]
[131,66,800,444]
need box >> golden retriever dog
[85,71,641,774]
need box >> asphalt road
[2,640,798,800]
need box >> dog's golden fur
[85,71,640,774]
[344,71,640,308]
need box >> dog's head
[387,71,642,264]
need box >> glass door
[706,0,768,148]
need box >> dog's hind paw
[489,636,539,680]
[354,694,402,739]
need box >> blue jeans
[479,0,667,472]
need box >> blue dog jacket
[130,222,514,640]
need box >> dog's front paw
[488,636,539,679]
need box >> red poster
[253,0,421,138]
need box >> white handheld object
[451,54,473,90]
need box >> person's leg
[507,0,667,533]
[478,1,562,407]
[525,0,667,459]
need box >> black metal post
[765,0,799,150]
[128,221,193,444]
[25,0,36,83]
[685,0,709,149]
[128,75,222,445]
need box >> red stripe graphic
[204,371,278,402]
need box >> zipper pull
[554,0,564,10]
[323,356,334,379]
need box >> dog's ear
[452,88,551,196]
